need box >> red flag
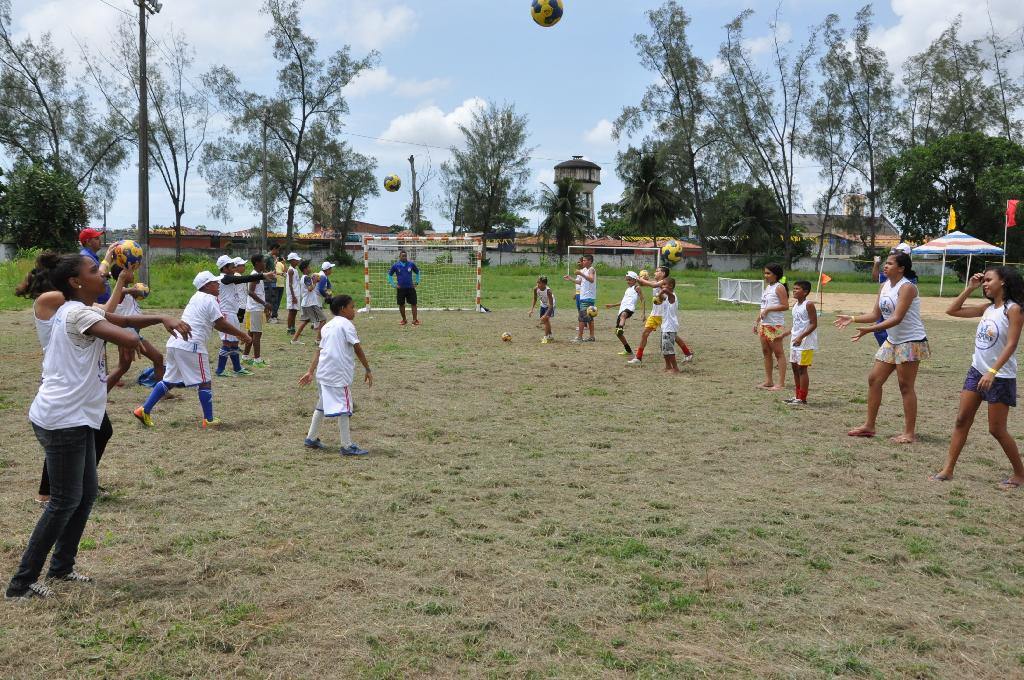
[820,273,832,286]
[1009,200,1020,228]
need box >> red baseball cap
[78,228,104,245]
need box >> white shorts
[248,310,264,332]
[164,347,211,387]
[316,383,352,417]
[286,297,300,311]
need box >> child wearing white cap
[606,272,644,359]
[214,255,270,377]
[134,271,251,429]
[293,261,333,343]
[284,252,303,336]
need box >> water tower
[554,156,601,228]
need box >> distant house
[146,220,393,254]
[790,213,901,255]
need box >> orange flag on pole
[820,273,832,286]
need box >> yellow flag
[947,205,957,232]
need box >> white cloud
[345,67,398,97]
[336,6,418,51]
[379,98,486,148]
[743,22,792,56]
[583,119,615,146]
[394,77,451,98]
[872,0,1024,70]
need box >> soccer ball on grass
[501,332,512,342]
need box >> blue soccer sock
[216,345,229,375]
[229,347,242,372]
[198,388,214,421]
[143,381,170,414]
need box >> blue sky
[6,0,1020,233]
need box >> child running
[607,271,643,358]
[755,264,789,391]
[659,277,679,373]
[782,280,817,405]
[134,271,251,429]
[292,260,325,343]
[242,254,273,366]
[529,276,556,343]
[930,268,1024,488]
[299,295,373,456]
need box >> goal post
[362,235,483,313]
[565,245,661,275]
[717,277,764,305]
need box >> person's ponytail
[14,252,61,299]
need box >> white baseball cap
[286,252,301,262]
[893,242,913,255]
[232,257,246,266]
[321,261,335,271]
[626,271,638,279]
[193,271,223,290]
[216,254,233,269]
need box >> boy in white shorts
[214,254,266,377]
[242,254,272,366]
[659,278,680,373]
[134,271,251,429]
[284,252,303,337]
[299,295,373,456]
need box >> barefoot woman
[754,264,788,391]
[835,252,928,443]
[931,268,1024,489]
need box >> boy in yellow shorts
[782,280,817,405]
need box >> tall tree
[616,147,681,248]
[984,8,1022,143]
[537,178,588,257]
[714,10,816,268]
[0,162,87,251]
[902,18,1002,146]
[0,0,128,211]
[439,101,533,234]
[879,133,1024,256]
[204,0,375,246]
[615,1,718,264]
[703,182,785,265]
[819,6,898,250]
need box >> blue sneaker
[340,444,369,456]
[304,438,326,450]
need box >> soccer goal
[565,245,661,274]
[718,277,764,305]
[361,236,483,313]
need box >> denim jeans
[7,424,98,595]
[268,287,283,319]
[38,411,111,496]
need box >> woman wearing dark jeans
[6,254,190,600]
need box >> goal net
[718,277,764,305]
[362,236,483,312]
[565,245,661,274]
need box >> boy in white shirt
[299,295,373,456]
[606,271,644,359]
[564,254,596,343]
[242,254,273,366]
[529,276,556,343]
[134,271,251,429]
[659,278,680,373]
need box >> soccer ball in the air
[531,0,563,27]
[384,174,402,192]
[134,282,150,298]
[661,239,683,265]
[114,240,144,268]
[501,332,512,342]
[586,305,598,318]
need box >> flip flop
[998,478,1021,490]
[928,473,951,482]
[847,428,876,438]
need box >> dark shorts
[540,306,554,319]
[578,298,595,323]
[964,366,1017,407]
[397,287,417,306]
[616,309,634,328]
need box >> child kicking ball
[299,295,373,456]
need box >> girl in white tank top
[834,253,927,444]
[932,268,1024,487]
[755,265,789,391]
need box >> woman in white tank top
[754,264,789,391]
[835,253,928,443]
[932,267,1024,489]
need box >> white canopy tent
[911,231,1004,296]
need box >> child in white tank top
[782,281,817,405]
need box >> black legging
[38,412,112,496]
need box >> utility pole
[408,154,419,233]
[135,0,161,284]
[260,110,269,253]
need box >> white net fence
[718,278,764,305]
[362,237,482,312]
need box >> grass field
[1,295,1023,678]
[0,255,957,313]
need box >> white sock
[307,410,323,441]
[338,415,352,447]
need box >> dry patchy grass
[0,307,1023,679]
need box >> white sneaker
[626,358,642,366]
[290,339,305,345]
[570,337,583,344]
[682,354,694,363]
[5,581,54,600]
